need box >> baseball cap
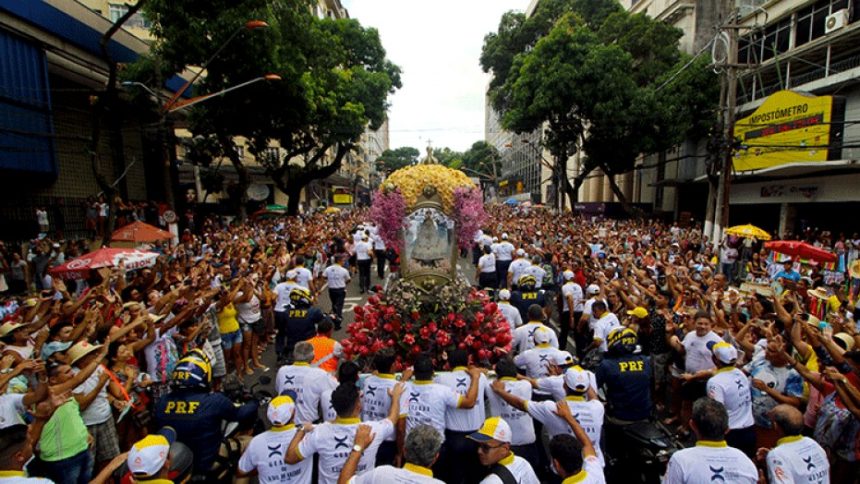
[267,395,296,426]
[553,351,575,366]
[586,284,600,295]
[498,289,511,301]
[626,307,649,319]
[286,270,298,280]
[563,270,574,281]
[468,417,512,444]
[127,427,176,477]
[563,366,590,393]
[501,233,508,240]
[533,327,552,345]
[707,341,738,364]
[516,249,526,257]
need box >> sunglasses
[477,443,505,452]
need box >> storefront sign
[333,193,353,205]
[734,90,844,171]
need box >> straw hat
[834,333,855,351]
[67,340,103,365]
[0,321,26,338]
[850,260,860,279]
[807,288,829,300]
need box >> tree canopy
[134,0,401,214]
[481,0,719,211]
[376,146,419,172]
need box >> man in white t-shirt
[559,271,583,352]
[496,290,523,329]
[276,342,337,424]
[513,328,566,399]
[662,398,757,484]
[589,301,621,354]
[293,256,315,292]
[669,313,723,435]
[238,395,312,483]
[762,404,829,484]
[494,234,515,289]
[322,256,351,329]
[338,424,445,484]
[513,306,559,353]
[434,350,489,484]
[468,417,539,484]
[286,381,405,484]
[360,351,400,466]
[486,359,538,470]
[491,366,606,466]
[477,246,497,290]
[507,249,531,290]
[354,234,373,294]
[705,341,755,457]
[274,271,300,358]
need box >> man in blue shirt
[772,260,801,283]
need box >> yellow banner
[734,90,834,172]
[333,194,353,205]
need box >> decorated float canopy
[371,147,486,293]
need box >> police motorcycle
[129,349,272,484]
[598,328,683,483]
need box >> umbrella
[764,240,837,264]
[111,221,173,243]
[504,198,518,206]
[50,248,159,280]
[725,224,771,241]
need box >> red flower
[403,334,415,345]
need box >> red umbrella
[111,221,173,243]
[764,240,837,263]
[50,248,159,280]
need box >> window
[264,147,280,162]
[108,4,151,29]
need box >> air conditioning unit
[825,9,850,34]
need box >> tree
[460,141,501,184]
[138,0,401,215]
[433,147,463,167]
[482,2,719,213]
[376,146,419,172]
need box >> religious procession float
[340,149,512,370]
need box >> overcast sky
[341,0,528,153]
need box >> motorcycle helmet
[607,327,638,354]
[518,274,537,290]
[171,353,212,390]
[289,287,312,309]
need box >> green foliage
[460,141,501,181]
[481,0,719,209]
[433,147,463,167]
[377,146,420,171]
[136,0,401,214]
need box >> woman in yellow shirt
[217,282,245,378]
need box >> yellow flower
[384,165,475,212]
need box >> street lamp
[162,19,270,112]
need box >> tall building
[484,1,553,206]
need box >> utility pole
[712,0,739,253]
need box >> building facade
[0,0,168,240]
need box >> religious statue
[420,144,438,165]
[410,214,449,264]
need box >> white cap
[563,270,574,280]
[586,284,600,295]
[286,270,298,280]
[468,417,512,444]
[708,341,738,364]
[533,327,552,344]
[516,249,526,257]
[498,289,511,301]
[501,233,508,240]
[127,428,176,477]
[267,395,296,426]
[563,367,590,393]
[553,351,575,366]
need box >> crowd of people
[0,204,858,484]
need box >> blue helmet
[171,352,212,390]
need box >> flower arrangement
[341,279,512,370]
[369,186,406,250]
[452,187,488,252]
[384,164,475,213]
